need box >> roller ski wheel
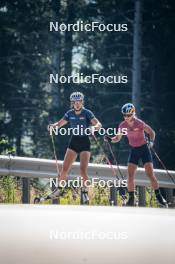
[34,197,45,204]
[34,197,40,204]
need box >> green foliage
[0,138,16,155]
[146,188,158,208]
[90,185,110,206]
[0,137,20,203]
[0,176,21,203]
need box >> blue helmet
[70,92,84,102]
[121,103,135,115]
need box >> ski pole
[92,134,120,180]
[50,133,61,176]
[105,140,125,180]
[34,133,62,203]
[151,147,175,184]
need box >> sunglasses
[123,113,133,117]
[72,100,83,103]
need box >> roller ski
[34,187,66,204]
[156,193,168,208]
[81,187,89,205]
[34,183,81,204]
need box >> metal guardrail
[0,155,175,188]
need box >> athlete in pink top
[104,103,167,207]
[119,117,147,147]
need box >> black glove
[48,124,56,131]
[47,124,52,131]
[147,140,154,148]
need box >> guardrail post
[80,190,83,205]
[22,178,30,203]
[110,185,117,206]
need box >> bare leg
[144,162,167,206]
[79,151,91,204]
[46,148,77,199]
[79,151,91,187]
[59,148,77,184]
[144,162,159,190]
[127,163,137,192]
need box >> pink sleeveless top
[119,118,147,147]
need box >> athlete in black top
[48,92,101,200]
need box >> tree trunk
[132,0,146,206]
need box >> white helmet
[70,92,84,102]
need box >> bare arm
[51,118,68,129]
[111,134,123,143]
[144,124,155,141]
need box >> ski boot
[125,191,135,207]
[126,197,135,206]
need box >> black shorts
[128,144,152,166]
[68,135,90,153]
